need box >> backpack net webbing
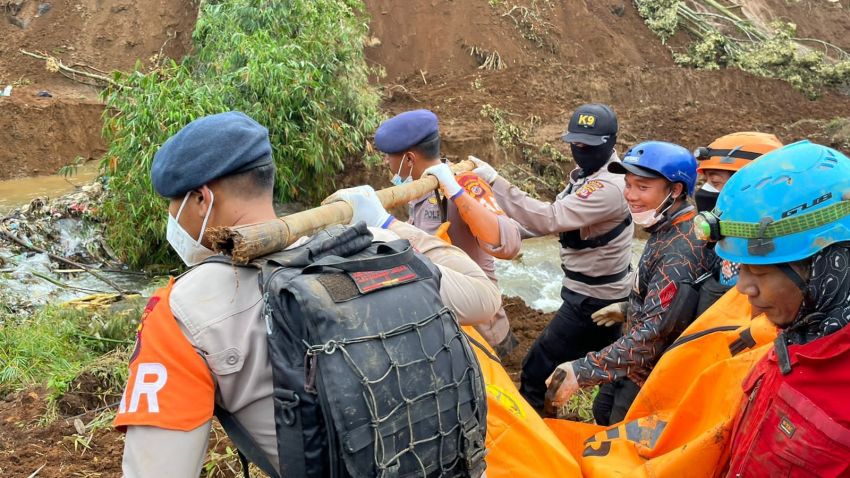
[305,307,484,477]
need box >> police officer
[470,104,633,414]
[113,112,502,477]
[374,109,523,357]
[545,141,716,425]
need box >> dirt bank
[365,0,850,176]
[0,0,199,179]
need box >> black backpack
[214,222,488,478]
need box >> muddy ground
[0,297,553,477]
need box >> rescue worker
[692,132,783,315]
[113,111,503,477]
[374,109,523,357]
[545,141,716,425]
[469,103,633,415]
[694,140,850,476]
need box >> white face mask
[631,192,673,228]
[166,190,215,266]
[390,156,412,186]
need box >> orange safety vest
[546,290,777,477]
[114,279,215,431]
[462,326,581,477]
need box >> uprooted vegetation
[488,0,558,51]
[480,104,568,198]
[634,0,850,98]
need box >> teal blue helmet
[697,141,850,265]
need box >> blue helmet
[608,141,698,195]
[700,141,850,265]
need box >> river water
[0,163,100,215]
[495,236,646,313]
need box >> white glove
[423,163,463,198]
[322,185,394,229]
[469,155,498,184]
[591,301,628,327]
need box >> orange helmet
[694,132,783,173]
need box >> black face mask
[570,134,616,175]
[694,187,720,213]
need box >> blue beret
[374,109,439,154]
[151,111,273,198]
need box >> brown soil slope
[0,0,198,179]
[363,0,850,175]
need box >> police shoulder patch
[575,180,605,199]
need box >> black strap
[437,187,449,224]
[666,325,740,352]
[702,148,761,161]
[776,262,808,293]
[775,333,793,375]
[559,215,632,250]
[303,240,414,274]
[564,265,631,286]
[463,329,501,364]
[213,404,281,478]
[729,328,756,356]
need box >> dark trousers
[520,286,624,413]
[592,378,641,425]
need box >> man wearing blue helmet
[692,141,850,476]
[545,141,716,425]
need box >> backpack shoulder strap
[214,404,281,478]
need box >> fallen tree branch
[18,49,122,88]
[0,226,133,295]
[31,271,110,294]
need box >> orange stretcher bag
[462,327,581,477]
[546,289,777,477]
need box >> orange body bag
[547,290,777,477]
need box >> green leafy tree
[101,0,380,267]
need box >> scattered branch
[0,226,133,295]
[18,49,122,88]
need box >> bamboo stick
[209,160,476,263]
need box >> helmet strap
[776,262,808,294]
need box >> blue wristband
[380,215,396,229]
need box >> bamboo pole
[209,160,476,263]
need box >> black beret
[151,111,273,198]
[374,109,439,154]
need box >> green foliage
[635,0,850,98]
[480,105,566,199]
[100,0,381,267]
[562,387,598,423]
[673,30,730,70]
[673,21,850,99]
[0,304,140,400]
[58,156,87,178]
[481,104,527,150]
[634,0,682,42]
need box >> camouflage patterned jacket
[572,204,718,387]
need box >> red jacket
[726,323,850,477]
